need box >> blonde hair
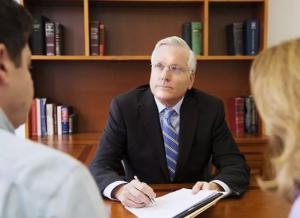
[151,36,197,73]
[250,38,300,200]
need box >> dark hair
[0,0,32,67]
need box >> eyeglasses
[152,63,189,74]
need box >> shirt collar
[0,108,15,134]
[154,97,184,115]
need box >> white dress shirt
[0,108,108,218]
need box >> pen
[134,176,157,206]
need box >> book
[46,103,54,135]
[226,22,244,55]
[30,100,37,136]
[99,23,105,56]
[250,96,259,135]
[29,15,49,55]
[228,96,245,136]
[45,22,55,56]
[68,112,77,134]
[90,21,100,56]
[55,22,64,55]
[191,21,202,55]
[243,19,259,55]
[40,98,47,136]
[35,98,41,136]
[126,188,224,218]
[182,22,192,49]
[57,105,62,135]
[61,105,69,135]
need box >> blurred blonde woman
[250,38,300,218]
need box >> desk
[104,184,291,218]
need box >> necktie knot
[164,108,176,123]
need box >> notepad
[126,188,224,218]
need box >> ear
[188,73,195,89]
[0,44,10,85]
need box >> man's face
[150,45,195,107]
[3,44,33,127]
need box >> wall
[268,0,300,46]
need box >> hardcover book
[55,22,64,55]
[226,22,244,55]
[228,96,245,136]
[29,15,49,55]
[90,21,100,56]
[244,19,259,55]
[191,21,202,55]
[182,22,192,49]
[45,22,55,56]
[99,23,105,56]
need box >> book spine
[90,21,100,56]
[68,112,77,134]
[182,22,192,49]
[30,15,47,55]
[191,21,202,55]
[250,96,259,135]
[36,98,41,136]
[40,98,47,136]
[57,105,62,135]
[53,104,57,135]
[244,19,259,55]
[61,106,69,135]
[45,22,55,56]
[228,97,245,136]
[99,23,105,56]
[30,99,37,136]
[55,22,64,55]
[244,96,252,134]
[226,22,244,55]
[46,103,54,135]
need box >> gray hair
[151,36,197,74]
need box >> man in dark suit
[90,36,250,208]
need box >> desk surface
[104,184,291,218]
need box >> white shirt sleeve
[45,165,108,218]
[211,180,231,196]
[103,181,128,200]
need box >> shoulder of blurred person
[0,128,107,218]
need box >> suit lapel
[139,89,170,181]
[175,93,199,179]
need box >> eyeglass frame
[151,62,192,75]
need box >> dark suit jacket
[90,85,250,196]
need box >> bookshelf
[23,0,269,185]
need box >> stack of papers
[126,188,224,218]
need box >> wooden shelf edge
[234,135,269,144]
[29,132,268,145]
[91,0,204,3]
[31,55,256,61]
[209,0,264,2]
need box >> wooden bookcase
[22,0,269,186]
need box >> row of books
[227,95,259,136]
[29,98,77,136]
[90,21,105,56]
[30,15,64,56]
[182,21,203,55]
[226,19,259,56]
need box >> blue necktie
[162,108,179,181]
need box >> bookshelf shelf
[209,0,264,2]
[31,55,256,61]
[30,132,267,145]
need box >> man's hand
[192,181,223,194]
[112,179,156,208]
